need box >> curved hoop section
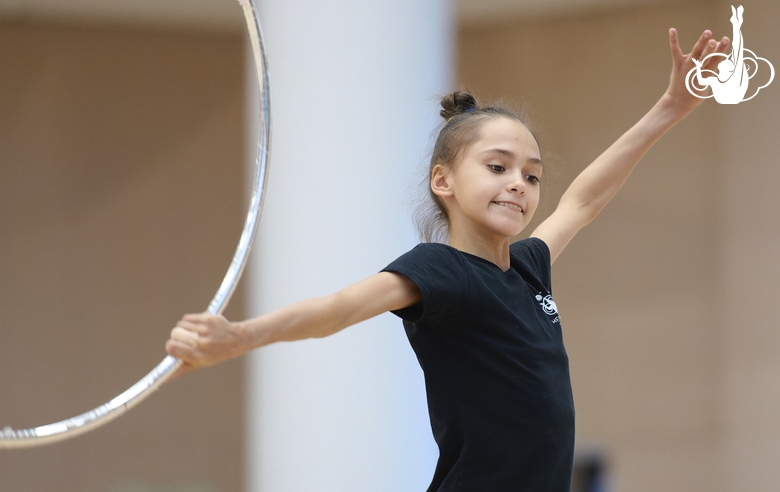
[0,0,271,449]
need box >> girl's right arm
[166,271,421,375]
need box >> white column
[245,1,453,491]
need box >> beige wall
[717,0,780,489]
[0,22,246,491]
[460,1,779,490]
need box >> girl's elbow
[318,293,353,337]
[560,197,600,230]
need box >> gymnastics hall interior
[1,0,778,490]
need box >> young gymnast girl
[167,27,730,491]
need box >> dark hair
[414,91,540,243]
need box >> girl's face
[433,117,542,243]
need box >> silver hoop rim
[0,0,271,449]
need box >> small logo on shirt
[535,294,558,316]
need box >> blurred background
[1,0,778,491]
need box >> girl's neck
[449,232,513,272]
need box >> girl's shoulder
[382,243,471,322]
[510,237,550,260]
[510,237,552,290]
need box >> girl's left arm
[532,28,729,264]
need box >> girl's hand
[166,312,250,377]
[665,28,729,115]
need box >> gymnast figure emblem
[685,5,774,104]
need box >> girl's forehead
[473,117,540,156]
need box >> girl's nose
[508,173,525,194]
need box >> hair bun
[440,91,479,122]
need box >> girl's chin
[487,225,529,240]
[496,219,530,236]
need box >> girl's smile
[492,201,524,212]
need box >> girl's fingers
[702,38,730,71]
[690,30,712,61]
[166,339,195,360]
[669,28,684,61]
[183,312,210,323]
[698,38,716,64]
[703,40,719,64]
[169,312,234,371]
[176,319,209,334]
[717,37,730,51]
[165,339,199,380]
[167,312,229,376]
[170,326,200,349]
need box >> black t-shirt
[382,238,574,491]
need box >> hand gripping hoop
[0,0,271,449]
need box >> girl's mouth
[492,201,523,212]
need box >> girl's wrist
[658,90,699,123]
[234,319,264,351]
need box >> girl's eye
[525,175,540,184]
[488,165,505,173]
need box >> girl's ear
[431,164,454,198]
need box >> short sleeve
[509,237,552,292]
[381,243,470,323]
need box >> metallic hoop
[0,0,271,449]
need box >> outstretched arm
[532,28,729,263]
[166,271,421,376]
